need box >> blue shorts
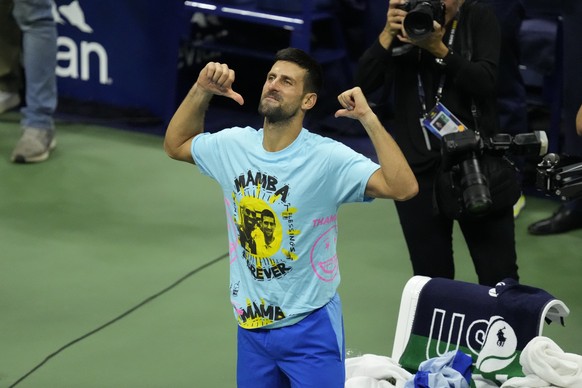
[236,294,345,388]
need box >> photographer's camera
[397,0,446,39]
[536,153,582,200]
[441,130,548,216]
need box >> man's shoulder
[301,129,342,148]
[219,125,259,135]
[200,125,260,142]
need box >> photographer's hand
[399,21,449,59]
[379,0,407,49]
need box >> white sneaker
[0,91,21,114]
[11,127,57,163]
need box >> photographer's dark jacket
[356,0,501,174]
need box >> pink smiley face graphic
[310,225,339,282]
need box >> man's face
[242,206,256,230]
[261,216,276,238]
[258,60,308,123]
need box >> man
[0,0,58,163]
[164,47,417,387]
[238,200,258,255]
[356,0,521,286]
[256,208,277,257]
[0,0,22,114]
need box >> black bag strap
[459,1,484,136]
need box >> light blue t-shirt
[191,126,380,329]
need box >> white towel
[345,354,413,388]
[345,376,395,388]
[501,336,582,388]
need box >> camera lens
[403,2,435,39]
[460,156,492,214]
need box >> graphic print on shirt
[233,170,298,271]
[231,170,297,328]
[237,197,283,259]
[234,298,287,329]
[310,224,339,282]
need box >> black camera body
[535,154,582,200]
[397,0,445,40]
[441,130,548,216]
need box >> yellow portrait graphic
[236,197,282,258]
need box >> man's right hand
[164,62,245,163]
[197,62,244,106]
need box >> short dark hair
[274,47,323,94]
[261,209,275,220]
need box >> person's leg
[12,0,57,130]
[10,0,58,163]
[0,0,22,112]
[237,295,345,388]
[276,294,345,388]
[394,173,456,279]
[237,327,290,388]
[459,207,519,287]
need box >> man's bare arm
[335,86,418,200]
[164,62,244,163]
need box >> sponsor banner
[54,0,185,121]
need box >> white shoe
[11,127,57,163]
[0,91,20,114]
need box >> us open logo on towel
[431,310,519,383]
[401,310,521,387]
[422,309,519,366]
[475,316,518,374]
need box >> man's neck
[262,118,304,152]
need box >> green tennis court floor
[1,119,580,387]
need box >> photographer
[355,0,519,286]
